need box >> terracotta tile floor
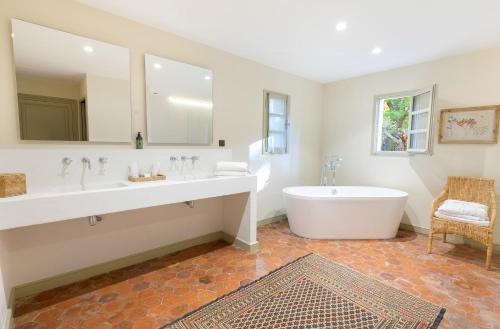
[14,221,500,329]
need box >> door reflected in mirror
[11,19,132,142]
[145,54,213,144]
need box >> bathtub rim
[283,186,408,201]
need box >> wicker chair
[428,176,497,270]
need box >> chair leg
[443,232,447,243]
[486,243,493,270]
[428,230,434,254]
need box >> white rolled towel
[437,199,489,221]
[214,171,248,176]
[215,161,248,172]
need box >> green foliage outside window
[381,96,411,151]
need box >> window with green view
[379,96,411,151]
[373,86,435,154]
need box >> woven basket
[0,173,27,198]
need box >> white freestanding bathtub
[283,186,408,239]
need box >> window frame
[372,85,435,156]
[262,90,290,154]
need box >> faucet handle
[99,157,109,164]
[62,157,73,166]
[170,156,179,161]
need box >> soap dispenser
[136,132,144,149]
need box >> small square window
[263,91,289,154]
[373,85,435,155]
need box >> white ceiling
[78,0,500,82]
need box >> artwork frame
[438,105,500,144]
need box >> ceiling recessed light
[204,75,212,80]
[372,47,382,55]
[335,21,347,31]
[153,63,162,69]
[83,46,94,53]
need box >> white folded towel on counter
[214,171,248,176]
[437,199,489,221]
[215,161,248,172]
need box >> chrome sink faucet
[81,157,92,190]
[82,157,92,170]
[181,155,200,166]
[180,156,200,179]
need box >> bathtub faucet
[320,155,342,186]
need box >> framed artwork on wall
[438,105,500,144]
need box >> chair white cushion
[434,211,490,227]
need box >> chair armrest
[430,190,448,217]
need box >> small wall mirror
[145,54,213,144]
[11,19,132,142]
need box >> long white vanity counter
[0,175,257,231]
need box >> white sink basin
[52,182,128,193]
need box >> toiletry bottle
[136,132,144,149]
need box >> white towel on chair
[215,162,248,172]
[437,199,489,221]
[434,211,490,226]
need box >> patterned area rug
[163,253,445,329]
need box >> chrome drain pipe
[88,215,103,226]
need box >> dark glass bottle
[136,132,144,149]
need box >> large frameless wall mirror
[11,19,132,142]
[145,54,213,144]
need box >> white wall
[0,148,232,191]
[0,0,323,223]
[322,47,500,244]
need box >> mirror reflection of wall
[145,54,213,144]
[11,19,132,142]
